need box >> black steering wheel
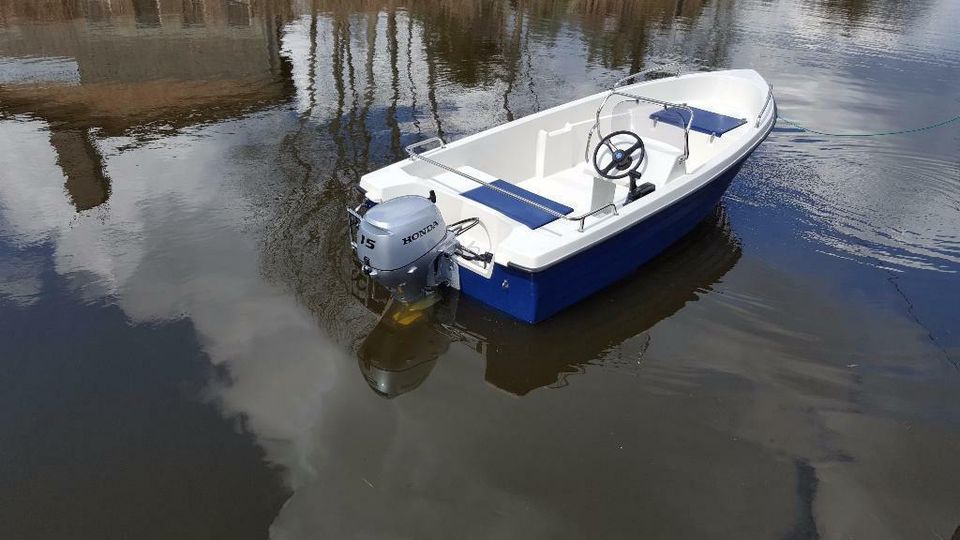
[592,130,646,180]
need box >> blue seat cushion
[462,180,574,229]
[650,106,747,137]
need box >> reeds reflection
[309,0,715,89]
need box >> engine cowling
[355,195,456,302]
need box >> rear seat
[432,166,573,229]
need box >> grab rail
[405,137,618,232]
[756,84,774,127]
[584,63,694,164]
[613,62,682,88]
[584,90,694,164]
[405,137,445,155]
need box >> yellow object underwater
[389,295,440,325]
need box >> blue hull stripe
[458,158,747,323]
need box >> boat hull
[457,156,748,323]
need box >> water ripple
[738,132,960,273]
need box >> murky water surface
[1,0,959,538]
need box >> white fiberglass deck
[359,69,775,275]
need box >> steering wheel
[592,130,646,180]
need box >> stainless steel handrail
[613,62,682,88]
[584,90,695,164]
[583,63,694,164]
[404,137,446,155]
[406,137,618,232]
[756,84,774,127]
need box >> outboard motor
[353,195,459,303]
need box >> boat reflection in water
[356,207,742,398]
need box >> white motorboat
[349,64,776,323]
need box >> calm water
[1,0,959,538]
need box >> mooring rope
[776,114,960,137]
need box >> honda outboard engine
[354,195,459,303]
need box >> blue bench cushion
[650,106,747,137]
[462,180,574,229]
